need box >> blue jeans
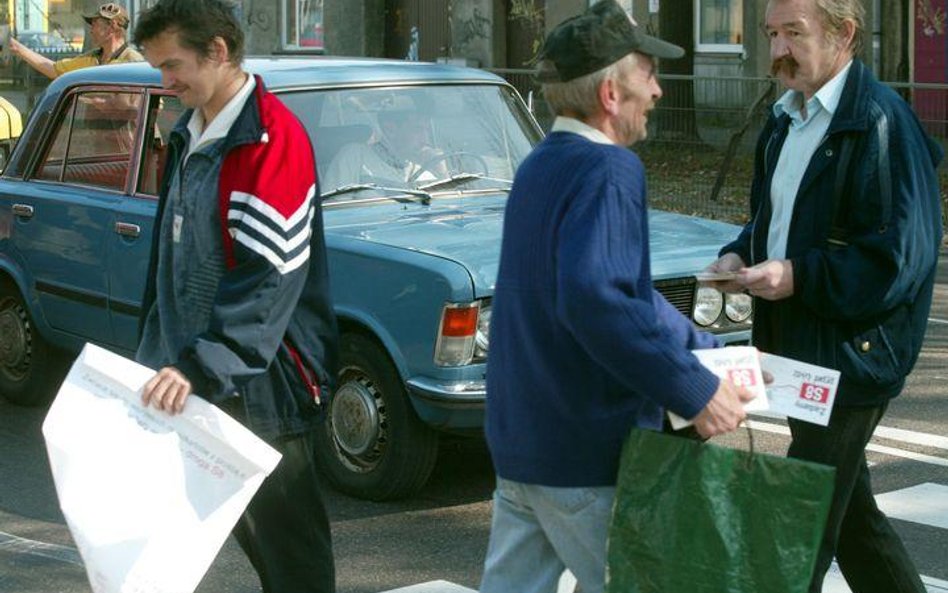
[480,477,616,593]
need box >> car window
[138,94,186,196]
[277,84,539,199]
[35,90,143,192]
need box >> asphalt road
[2,253,948,592]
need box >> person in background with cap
[9,2,142,80]
[479,2,755,592]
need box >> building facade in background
[1,0,944,124]
[2,0,941,82]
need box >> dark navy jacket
[721,59,943,407]
[487,132,720,487]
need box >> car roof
[46,56,508,95]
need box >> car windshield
[277,84,540,202]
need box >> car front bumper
[405,376,485,431]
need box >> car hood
[324,198,742,296]
[325,197,507,296]
[647,210,743,279]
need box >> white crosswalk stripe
[876,483,948,530]
[380,582,476,593]
[823,563,948,593]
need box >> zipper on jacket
[285,339,322,406]
[752,127,782,266]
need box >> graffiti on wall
[456,7,491,48]
[918,0,946,37]
[244,0,274,33]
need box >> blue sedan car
[0,58,751,500]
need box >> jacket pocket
[836,306,911,387]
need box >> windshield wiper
[417,173,514,193]
[321,183,432,204]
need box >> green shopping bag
[606,426,835,593]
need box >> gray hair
[541,53,638,118]
[814,0,865,56]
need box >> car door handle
[12,203,34,218]
[114,221,141,238]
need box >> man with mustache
[480,2,755,592]
[132,0,339,591]
[707,0,941,591]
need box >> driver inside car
[322,98,447,192]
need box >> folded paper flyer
[668,346,769,430]
[42,343,282,593]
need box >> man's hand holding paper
[142,366,193,415]
[43,344,282,593]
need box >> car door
[8,87,144,346]
[108,92,186,351]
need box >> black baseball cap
[536,0,684,83]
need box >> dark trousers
[232,431,335,593]
[787,404,925,593]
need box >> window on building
[283,0,323,51]
[695,0,743,53]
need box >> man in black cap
[479,1,754,592]
[9,2,142,79]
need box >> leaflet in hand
[758,353,840,426]
[42,343,282,593]
[667,346,769,430]
[694,271,738,282]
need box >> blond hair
[817,0,865,54]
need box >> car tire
[0,282,69,406]
[314,332,439,501]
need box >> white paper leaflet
[668,346,769,430]
[42,343,281,593]
[759,352,840,426]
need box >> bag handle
[743,420,755,468]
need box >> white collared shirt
[186,73,256,157]
[767,60,853,260]
[551,116,614,145]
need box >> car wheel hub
[0,300,30,379]
[330,376,382,458]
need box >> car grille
[654,278,696,319]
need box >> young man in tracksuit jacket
[708,1,942,591]
[133,1,338,591]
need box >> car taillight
[434,302,480,366]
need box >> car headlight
[693,286,723,327]
[725,292,753,323]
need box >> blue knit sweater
[485,131,721,487]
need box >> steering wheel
[407,151,489,183]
